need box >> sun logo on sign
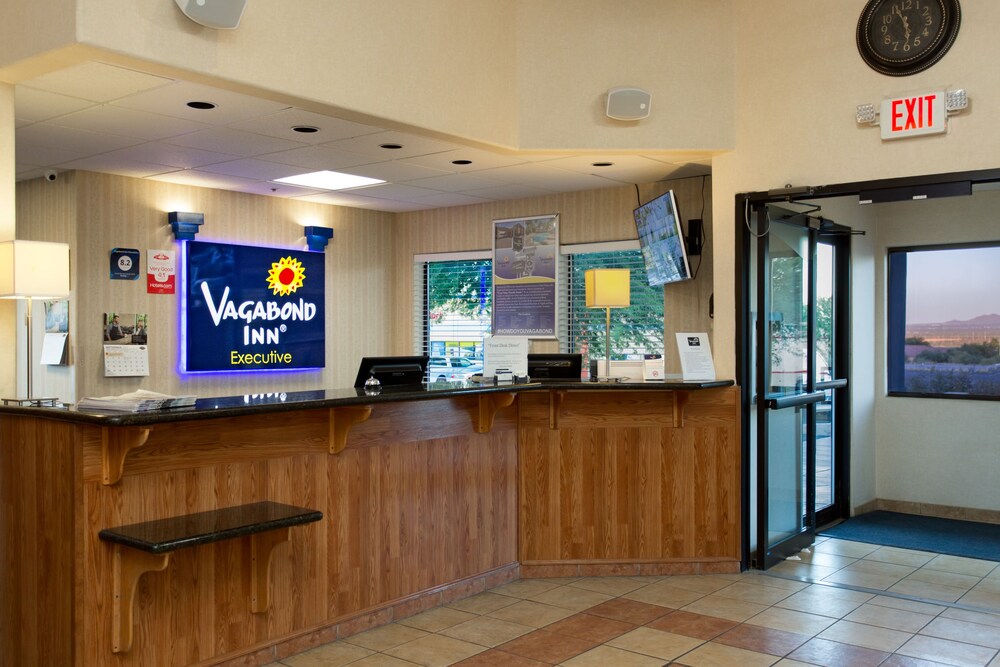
[266,256,306,296]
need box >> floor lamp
[585,268,630,382]
[0,240,71,403]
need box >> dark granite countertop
[0,378,735,427]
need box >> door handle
[765,391,826,410]
[816,378,848,390]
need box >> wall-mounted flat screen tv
[632,190,691,286]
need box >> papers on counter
[76,389,197,413]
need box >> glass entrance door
[745,203,851,569]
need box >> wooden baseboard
[855,499,1000,526]
[520,559,741,578]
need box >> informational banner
[110,248,140,280]
[147,249,176,294]
[183,241,325,372]
[491,214,558,338]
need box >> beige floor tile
[958,587,1000,611]
[349,656,422,667]
[790,548,858,569]
[924,555,999,578]
[752,574,810,593]
[822,568,905,591]
[568,576,648,597]
[439,615,534,647]
[868,594,947,616]
[528,585,612,611]
[745,607,838,636]
[767,559,840,582]
[606,626,704,660]
[681,594,770,623]
[888,578,968,603]
[487,599,576,627]
[446,592,519,615]
[772,660,817,666]
[670,640,780,667]
[490,579,562,599]
[659,575,741,594]
[776,584,873,618]
[383,634,486,667]
[974,578,1000,595]
[907,567,982,590]
[813,538,881,558]
[622,581,706,608]
[920,616,1000,649]
[561,644,667,666]
[897,634,999,667]
[845,558,919,579]
[817,619,913,652]
[398,606,479,633]
[713,581,796,606]
[865,546,938,568]
[942,607,1000,629]
[281,641,374,667]
[844,602,936,632]
[343,623,430,651]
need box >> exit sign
[880,92,946,140]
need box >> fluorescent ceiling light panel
[274,170,384,190]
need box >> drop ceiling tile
[409,192,497,208]
[324,130,461,160]
[405,172,508,193]
[17,122,144,154]
[148,170,261,190]
[264,144,378,171]
[56,154,177,179]
[399,148,527,172]
[344,182,441,200]
[230,108,382,144]
[539,155,685,184]
[293,190,411,210]
[13,137,95,165]
[338,160,451,182]
[51,106,211,140]
[112,80,290,125]
[195,158,305,180]
[162,127,306,157]
[100,142,241,169]
[15,87,95,122]
[462,183,560,200]
[20,62,172,103]
[472,162,618,190]
[230,181,328,198]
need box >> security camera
[44,171,57,182]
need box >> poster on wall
[491,214,559,338]
[183,240,326,373]
[110,248,140,280]
[147,249,176,294]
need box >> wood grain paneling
[518,386,740,565]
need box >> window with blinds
[413,244,663,368]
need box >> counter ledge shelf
[0,379,739,666]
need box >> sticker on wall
[110,248,140,280]
[147,249,176,294]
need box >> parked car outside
[428,356,483,382]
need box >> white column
[0,82,17,397]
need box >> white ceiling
[13,62,712,212]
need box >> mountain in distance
[934,313,1000,327]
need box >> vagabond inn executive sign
[183,240,325,372]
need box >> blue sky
[907,247,1000,323]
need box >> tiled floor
[271,537,1000,667]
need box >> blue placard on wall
[183,241,325,372]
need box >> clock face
[857,0,961,76]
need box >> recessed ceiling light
[186,101,216,110]
[292,125,320,134]
[379,143,403,150]
[451,159,473,165]
[274,170,385,191]
[592,162,614,167]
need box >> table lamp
[585,268,630,381]
[0,240,71,403]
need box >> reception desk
[0,380,738,666]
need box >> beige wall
[16,172,397,401]
[393,176,714,372]
[0,82,14,397]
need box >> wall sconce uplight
[168,212,205,241]
[303,226,334,252]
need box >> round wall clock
[857,0,961,76]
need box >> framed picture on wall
[491,214,559,338]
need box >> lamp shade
[0,240,71,298]
[585,268,630,308]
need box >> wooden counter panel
[518,387,740,564]
[518,387,736,429]
[78,424,517,665]
[0,416,80,667]
[345,394,517,447]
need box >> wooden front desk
[0,381,739,666]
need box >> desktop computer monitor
[354,356,429,387]
[527,353,582,379]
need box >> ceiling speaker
[606,87,651,121]
[174,0,247,29]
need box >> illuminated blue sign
[183,241,325,372]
